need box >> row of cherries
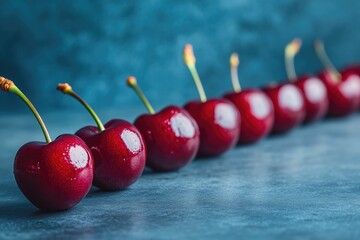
[1,39,359,212]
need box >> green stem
[9,86,52,143]
[231,66,241,92]
[314,41,341,80]
[128,83,155,114]
[186,64,207,102]
[285,52,297,82]
[66,91,105,131]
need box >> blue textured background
[2,2,360,239]
[0,0,359,112]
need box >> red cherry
[184,99,240,157]
[283,39,328,123]
[15,135,93,210]
[223,53,274,144]
[293,76,328,123]
[342,66,360,111]
[127,77,200,171]
[262,83,306,134]
[318,70,360,117]
[224,89,274,144]
[134,106,200,171]
[1,77,93,211]
[76,120,146,190]
[314,40,360,117]
[57,83,146,191]
[183,45,240,157]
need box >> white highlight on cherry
[215,103,237,129]
[304,78,326,103]
[340,75,360,98]
[279,85,304,111]
[249,93,271,119]
[170,113,196,138]
[69,145,89,169]
[121,129,142,153]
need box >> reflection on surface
[69,145,89,169]
[121,129,142,154]
[170,113,196,138]
[304,78,326,102]
[249,93,271,119]
[279,85,303,110]
[214,103,237,129]
[340,75,360,98]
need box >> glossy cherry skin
[184,98,240,157]
[134,106,200,172]
[14,134,94,211]
[224,89,274,144]
[293,76,329,123]
[342,65,360,110]
[76,119,146,191]
[262,83,306,135]
[318,70,360,117]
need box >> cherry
[314,40,360,117]
[127,77,200,171]
[57,83,146,191]
[223,53,274,144]
[262,84,305,134]
[342,64,360,111]
[284,39,329,123]
[183,44,240,157]
[262,41,307,135]
[0,77,93,211]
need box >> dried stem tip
[57,83,72,94]
[285,38,302,57]
[230,53,239,68]
[183,44,196,66]
[126,75,155,114]
[127,76,137,87]
[0,76,15,92]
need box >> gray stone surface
[0,0,359,112]
[1,109,360,239]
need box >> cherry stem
[285,38,302,82]
[230,53,241,92]
[314,40,341,80]
[127,76,155,114]
[57,83,105,131]
[183,44,207,102]
[0,77,52,143]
